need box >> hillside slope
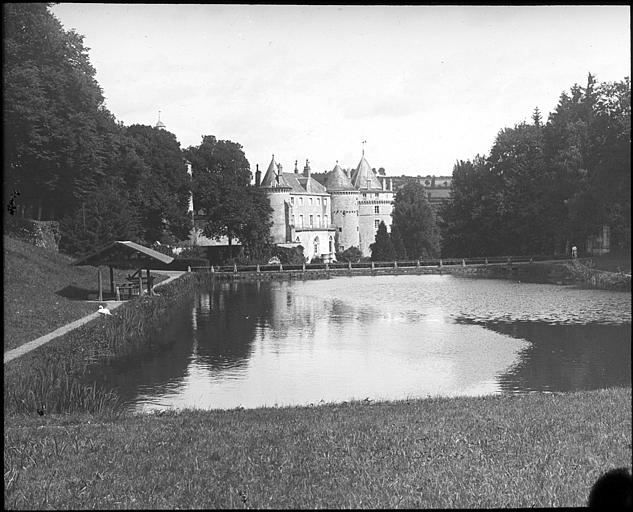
[3,236,144,352]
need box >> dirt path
[4,271,184,364]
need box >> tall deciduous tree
[392,181,440,259]
[185,136,272,253]
[370,221,395,261]
[3,3,110,220]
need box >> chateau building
[258,150,394,261]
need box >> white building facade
[259,151,394,261]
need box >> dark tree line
[4,4,271,258]
[440,74,631,257]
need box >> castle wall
[292,228,336,262]
[289,193,330,229]
[267,189,291,243]
[330,191,360,252]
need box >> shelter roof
[325,163,355,191]
[74,241,174,269]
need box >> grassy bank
[4,273,197,416]
[3,236,166,352]
[4,388,631,509]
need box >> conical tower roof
[351,153,382,190]
[325,162,355,191]
[261,154,290,188]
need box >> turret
[325,161,360,252]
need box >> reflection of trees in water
[486,321,632,393]
[193,281,272,368]
[82,297,198,404]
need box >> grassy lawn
[4,388,631,509]
[588,250,631,273]
[3,236,166,352]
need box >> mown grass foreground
[4,388,631,509]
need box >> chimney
[303,159,311,179]
[255,164,261,187]
[294,160,299,174]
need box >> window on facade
[300,197,303,205]
[375,193,379,198]
[317,214,321,227]
[323,198,327,207]
[338,227,342,232]
[309,215,313,227]
[363,193,367,198]
[310,197,313,206]
[299,215,304,228]
[291,197,294,205]
[375,220,380,229]
[317,198,320,205]
[324,216,329,226]
[329,236,333,253]
[313,237,319,255]
[374,206,380,214]
[292,215,295,226]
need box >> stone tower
[325,162,359,253]
[260,155,292,244]
[351,150,393,257]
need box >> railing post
[439,259,442,268]
[394,260,398,268]
[416,259,420,268]
[485,257,488,267]
[371,261,375,270]
[348,260,352,270]
[462,259,466,267]
[302,262,306,272]
[210,265,215,273]
[257,264,260,273]
[279,263,283,271]
[233,263,238,274]
[325,262,329,271]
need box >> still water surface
[84,275,631,412]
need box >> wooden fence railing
[191,254,574,274]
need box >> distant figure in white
[572,245,578,259]
[98,305,112,316]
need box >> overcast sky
[50,4,630,176]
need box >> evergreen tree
[370,221,395,261]
[392,181,440,259]
[390,223,408,259]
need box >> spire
[351,149,381,190]
[261,154,290,188]
[155,110,166,130]
[325,161,355,191]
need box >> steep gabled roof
[351,153,382,190]
[325,163,355,191]
[283,173,328,195]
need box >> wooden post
[146,268,152,296]
[97,267,103,302]
[109,266,115,296]
[138,272,143,296]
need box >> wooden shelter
[74,241,174,301]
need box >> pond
[84,275,631,412]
